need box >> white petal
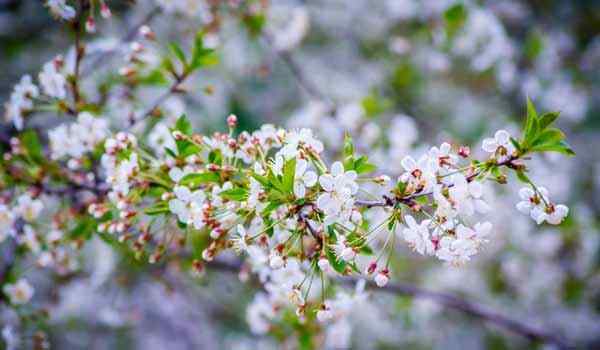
[516,201,532,214]
[482,138,498,152]
[344,170,357,182]
[331,161,344,177]
[303,171,318,187]
[400,156,416,172]
[293,181,306,198]
[169,167,184,182]
[518,187,534,200]
[174,186,192,201]
[319,174,335,192]
[295,158,307,177]
[494,130,510,144]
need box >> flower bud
[458,145,470,158]
[366,261,377,275]
[318,258,330,272]
[227,114,238,127]
[139,25,155,40]
[85,16,96,33]
[374,268,390,287]
[100,2,112,18]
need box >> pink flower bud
[227,114,238,127]
[100,2,112,18]
[85,16,96,33]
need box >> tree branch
[206,258,572,349]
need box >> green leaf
[252,173,270,188]
[282,157,296,193]
[144,202,170,216]
[530,140,575,156]
[242,13,266,36]
[531,128,565,147]
[176,139,201,158]
[343,133,354,160]
[69,216,97,240]
[220,187,248,201]
[354,156,376,174]
[208,150,222,165]
[189,31,218,71]
[175,114,193,136]
[138,69,169,86]
[538,111,560,130]
[325,246,347,274]
[21,130,44,162]
[523,97,540,144]
[444,3,468,38]
[509,137,523,154]
[180,172,221,187]
[168,42,187,68]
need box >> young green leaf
[180,172,221,187]
[174,114,193,136]
[220,187,248,201]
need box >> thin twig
[81,6,161,77]
[263,32,332,106]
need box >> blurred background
[1,0,599,349]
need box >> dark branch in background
[131,72,188,126]
[262,32,332,107]
[81,6,161,77]
[206,258,572,349]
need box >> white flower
[3,278,34,305]
[447,174,490,216]
[0,204,15,242]
[334,236,356,262]
[49,112,109,160]
[269,251,285,269]
[428,142,456,171]
[21,225,41,253]
[232,224,250,253]
[46,0,76,20]
[15,194,43,222]
[168,167,192,183]
[515,186,568,225]
[279,128,324,159]
[482,129,515,161]
[434,223,489,266]
[168,185,206,227]
[532,204,569,225]
[38,59,67,99]
[2,325,20,350]
[316,302,333,323]
[374,270,390,287]
[148,123,176,157]
[399,154,436,193]
[246,293,275,334]
[293,158,317,198]
[317,162,359,226]
[246,178,264,210]
[6,75,38,130]
[401,215,434,255]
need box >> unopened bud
[458,145,471,158]
[85,16,96,33]
[100,2,112,18]
[227,114,238,127]
[139,25,155,40]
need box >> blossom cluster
[4,55,68,130]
